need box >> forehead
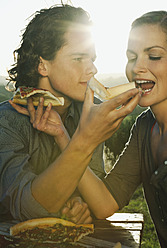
[63,25,95,54]
[127,24,167,50]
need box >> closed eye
[73,57,83,62]
[126,51,137,63]
[127,57,137,62]
[149,56,161,61]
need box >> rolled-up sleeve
[0,105,60,220]
[20,178,60,220]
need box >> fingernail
[138,88,143,96]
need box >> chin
[138,99,152,108]
[72,95,84,102]
[77,97,85,102]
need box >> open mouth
[135,80,155,94]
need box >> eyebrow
[71,52,96,57]
[71,53,88,56]
[71,53,87,56]
[126,46,167,55]
[70,53,97,60]
[144,46,166,52]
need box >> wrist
[71,128,96,156]
[54,132,70,151]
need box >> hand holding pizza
[75,85,141,152]
[9,97,70,151]
[61,196,92,224]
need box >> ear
[38,57,49,76]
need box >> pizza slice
[10,217,94,244]
[88,77,135,101]
[0,233,89,247]
[12,86,64,107]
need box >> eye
[126,51,137,63]
[127,56,136,63]
[74,57,83,62]
[149,56,161,61]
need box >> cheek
[148,60,167,75]
[160,70,167,88]
[125,64,132,81]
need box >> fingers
[9,100,30,116]
[85,86,94,104]
[61,197,92,224]
[9,97,53,126]
[67,202,92,224]
[114,90,141,119]
[82,86,94,114]
[28,98,52,131]
[102,89,140,128]
[9,98,42,121]
[104,91,141,135]
[26,98,36,123]
[105,88,140,111]
[75,202,92,224]
[38,103,52,128]
[32,97,44,124]
[10,98,68,143]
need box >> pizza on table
[0,217,94,247]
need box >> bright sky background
[0,0,167,77]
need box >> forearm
[26,87,140,216]
[54,129,70,151]
[32,132,95,214]
[78,167,119,219]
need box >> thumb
[75,86,94,134]
[83,86,94,110]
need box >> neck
[53,104,71,123]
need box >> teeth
[136,80,151,84]
[135,80,154,94]
[139,88,152,94]
[144,89,152,93]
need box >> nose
[86,61,98,76]
[132,57,147,74]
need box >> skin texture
[38,28,97,102]
[9,24,141,222]
[126,24,167,169]
[126,24,167,110]
[79,23,167,219]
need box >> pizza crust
[106,82,136,99]
[12,86,64,106]
[89,77,135,101]
[10,217,94,236]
